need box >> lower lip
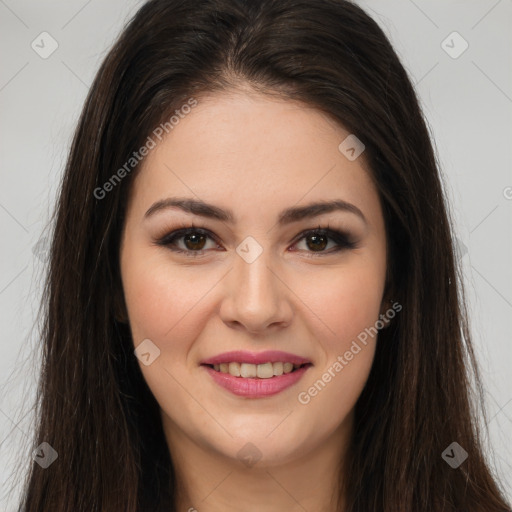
[202,364,312,398]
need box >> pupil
[185,233,206,250]
[307,234,327,251]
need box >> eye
[290,225,357,258]
[155,224,220,257]
[155,223,357,258]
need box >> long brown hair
[15,0,511,510]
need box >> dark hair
[15,0,510,510]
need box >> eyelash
[154,222,357,258]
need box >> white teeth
[240,363,257,378]
[273,362,283,376]
[211,361,303,378]
[256,362,274,379]
[228,362,241,377]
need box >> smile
[200,350,312,398]
[207,361,308,378]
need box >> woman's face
[120,89,388,467]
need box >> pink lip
[202,364,312,398]
[201,350,310,366]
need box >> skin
[119,87,388,512]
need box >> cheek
[293,258,385,349]
[292,258,384,406]
[121,249,218,348]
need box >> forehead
[127,90,380,223]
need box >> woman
[17,0,511,510]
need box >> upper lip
[201,350,311,366]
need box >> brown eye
[156,227,219,256]
[292,228,356,257]
[305,233,328,252]
[183,232,208,251]
[156,225,356,258]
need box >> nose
[219,247,293,334]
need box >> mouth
[200,351,313,398]
[203,361,312,379]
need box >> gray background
[1,0,511,509]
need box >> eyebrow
[144,197,367,225]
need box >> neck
[162,412,353,512]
